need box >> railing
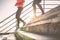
[0,0,60,34]
[0,1,33,33]
[0,1,33,23]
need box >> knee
[16,16,19,20]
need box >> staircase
[0,0,60,40]
[18,4,60,40]
[22,5,60,34]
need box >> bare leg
[19,18,25,26]
[36,2,44,15]
[33,1,37,17]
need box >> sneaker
[16,26,19,31]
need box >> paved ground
[0,34,16,40]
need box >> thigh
[16,7,23,15]
[34,0,41,3]
[16,7,23,18]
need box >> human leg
[32,0,37,17]
[19,8,25,26]
[16,8,21,30]
[36,1,44,15]
[16,7,25,26]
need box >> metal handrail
[0,21,16,32]
[0,1,33,33]
[0,1,60,23]
[0,6,32,28]
[0,9,33,32]
[6,15,31,33]
[0,18,15,28]
[0,0,60,33]
[0,1,33,23]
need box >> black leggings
[16,7,24,26]
[16,7,23,20]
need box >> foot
[33,16,37,18]
[31,16,37,20]
[16,26,19,31]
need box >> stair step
[28,5,60,25]
[17,30,60,40]
[27,17,60,26]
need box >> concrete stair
[28,5,60,24]
[16,30,60,40]
[16,5,60,40]
[20,5,60,35]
